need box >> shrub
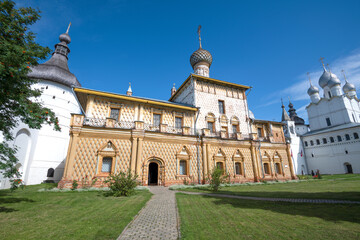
[104,171,138,197]
[209,167,228,192]
[71,180,78,191]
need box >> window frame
[354,132,359,139]
[175,117,183,129]
[179,160,187,175]
[109,108,120,121]
[326,117,331,126]
[345,134,350,141]
[263,162,270,175]
[337,135,342,142]
[330,137,335,143]
[153,113,161,127]
[218,100,225,114]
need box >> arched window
[337,136,342,142]
[330,137,334,143]
[354,133,359,139]
[310,140,314,146]
[322,138,327,144]
[263,163,270,175]
[345,134,350,141]
[344,162,353,174]
[275,163,282,174]
[316,139,320,145]
[206,113,216,133]
[304,141,308,147]
[47,168,55,178]
[179,160,187,175]
[235,162,242,175]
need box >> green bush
[71,180,78,191]
[104,171,138,197]
[209,167,228,192]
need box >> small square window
[153,114,161,126]
[175,117,182,129]
[110,108,120,121]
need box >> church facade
[282,64,360,175]
[58,31,296,188]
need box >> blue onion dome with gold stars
[190,48,213,68]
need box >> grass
[177,193,360,240]
[0,184,152,240]
[176,174,360,201]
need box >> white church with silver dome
[283,59,360,175]
[0,25,81,189]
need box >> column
[250,142,259,182]
[130,137,138,173]
[136,138,144,176]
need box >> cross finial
[319,57,325,70]
[288,96,292,104]
[197,25,202,49]
[66,22,72,34]
[341,69,348,82]
[173,83,175,87]
[326,63,332,73]
[307,72,312,86]
[281,98,284,107]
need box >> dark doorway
[345,163,353,174]
[148,162,158,185]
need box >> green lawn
[177,193,360,240]
[177,174,360,201]
[0,184,151,240]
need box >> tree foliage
[209,167,228,192]
[104,171,139,197]
[0,0,60,188]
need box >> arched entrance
[148,162,159,185]
[344,162,353,174]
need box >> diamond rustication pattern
[190,48,213,67]
[71,137,132,180]
[141,140,201,182]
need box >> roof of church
[281,103,291,122]
[302,122,360,137]
[169,74,251,101]
[74,87,198,112]
[27,25,81,88]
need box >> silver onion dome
[307,85,319,96]
[190,48,213,68]
[318,70,331,88]
[59,32,71,44]
[327,73,341,88]
[343,81,356,93]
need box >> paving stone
[118,186,179,240]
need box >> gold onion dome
[190,48,213,68]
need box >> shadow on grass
[0,206,17,213]
[197,194,360,224]
[188,188,360,201]
[0,197,35,204]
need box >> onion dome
[343,81,356,93]
[190,48,213,68]
[327,73,341,88]
[307,85,319,95]
[318,69,331,88]
[27,23,80,87]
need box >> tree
[209,167,228,192]
[0,0,60,190]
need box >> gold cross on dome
[197,25,202,49]
[319,57,325,69]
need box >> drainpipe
[194,108,201,184]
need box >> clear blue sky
[16,0,360,122]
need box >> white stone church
[283,65,360,175]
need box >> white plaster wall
[302,126,360,174]
[193,78,250,136]
[307,96,360,131]
[0,80,80,189]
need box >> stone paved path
[177,191,360,204]
[118,186,179,240]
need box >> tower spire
[281,98,291,122]
[127,82,132,96]
[197,25,202,49]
